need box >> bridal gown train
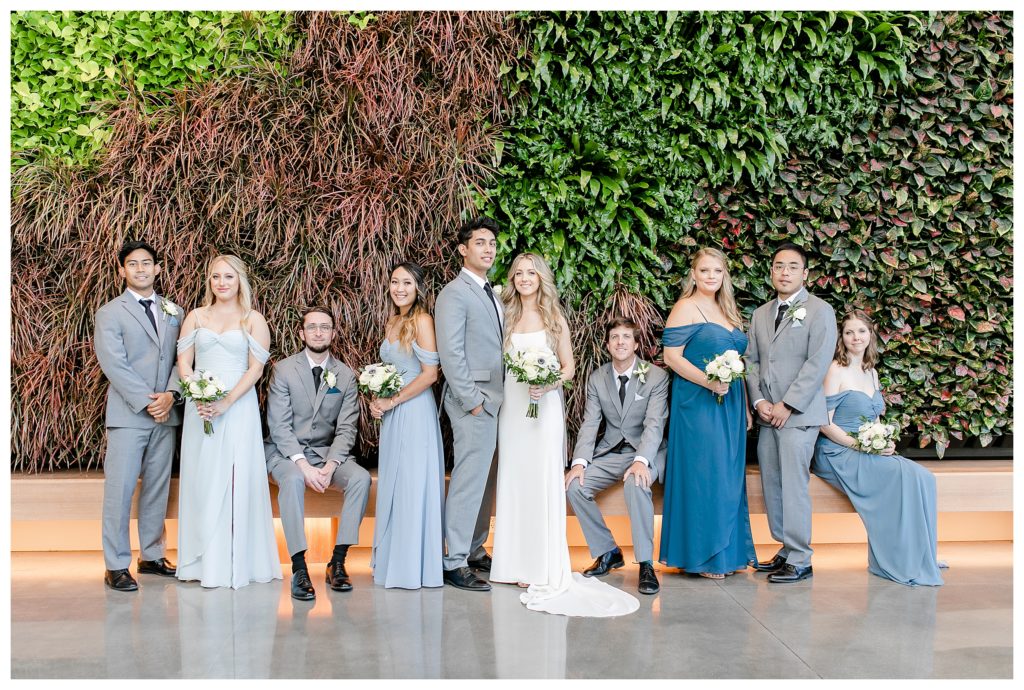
[490,330,639,617]
[176,326,282,589]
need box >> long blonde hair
[203,254,254,327]
[501,253,566,350]
[680,247,743,328]
[389,262,431,353]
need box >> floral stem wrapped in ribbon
[357,363,404,421]
[703,349,746,404]
[855,418,900,454]
[504,346,563,418]
[179,370,228,435]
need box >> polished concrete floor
[10,542,1012,678]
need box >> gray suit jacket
[264,351,359,466]
[745,289,837,428]
[571,360,669,478]
[94,290,183,428]
[435,270,505,417]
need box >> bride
[175,254,282,588]
[489,252,638,617]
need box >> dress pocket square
[325,388,340,394]
[791,321,804,329]
[634,393,645,401]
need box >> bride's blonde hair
[500,253,566,351]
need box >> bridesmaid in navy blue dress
[814,309,943,586]
[368,262,445,589]
[659,248,756,578]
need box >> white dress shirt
[126,288,161,337]
[461,267,503,328]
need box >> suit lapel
[770,289,807,344]
[620,360,643,420]
[770,299,790,344]
[607,364,624,416]
[295,355,317,409]
[119,292,159,346]
[460,271,502,338]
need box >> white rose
[325,371,337,389]
[730,359,744,373]
[370,370,388,389]
[794,307,807,320]
[523,364,541,381]
[871,437,886,450]
[723,349,740,362]
[492,284,503,296]
[188,381,203,397]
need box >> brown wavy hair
[501,252,566,351]
[389,262,431,353]
[835,309,879,371]
[679,247,743,328]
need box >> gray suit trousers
[443,398,498,570]
[566,451,658,564]
[757,424,819,567]
[102,425,176,569]
[269,457,371,556]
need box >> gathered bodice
[663,322,748,369]
[826,389,885,434]
[507,329,548,353]
[177,327,270,387]
[379,339,439,389]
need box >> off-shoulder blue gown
[659,323,756,574]
[813,390,944,586]
[371,339,445,589]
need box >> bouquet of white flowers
[504,346,563,418]
[179,370,229,435]
[855,418,899,454]
[357,363,404,400]
[704,349,745,403]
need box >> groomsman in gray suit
[94,240,184,591]
[264,306,370,600]
[565,317,668,595]
[435,216,505,591]
[746,243,836,583]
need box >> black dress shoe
[137,557,177,577]
[291,569,316,601]
[104,569,138,592]
[767,564,813,583]
[638,562,660,595]
[582,547,625,577]
[326,560,353,592]
[467,553,493,572]
[443,566,492,591]
[752,554,787,573]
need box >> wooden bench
[10,460,1012,521]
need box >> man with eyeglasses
[745,243,836,583]
[264,306,370,600]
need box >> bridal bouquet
[704,349,745,403]
[357,362,404,399]
[179,371,228,435]
[855,419,899,454]
[504,346,563,418]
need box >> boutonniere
[491,284,503,296]
[323,369,338,392]
[785,302,807,327]
[635,361,650,385]
[160,297,179,317]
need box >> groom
[435,216,504,592]
[746,243,836,583]
[94,240,184,591]
[264,306,370,600]
[565,317,668,595]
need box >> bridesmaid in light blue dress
[814,309,943,586]
[175,254,282,589]
[368,262,445,589]
[659,248,755,578]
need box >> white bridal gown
[490,330,639,617]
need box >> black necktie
[312,366,323,391]
[774,302,789,332]
[483,282,502,327]
[139,299,158,335]
[618,375,629,406]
